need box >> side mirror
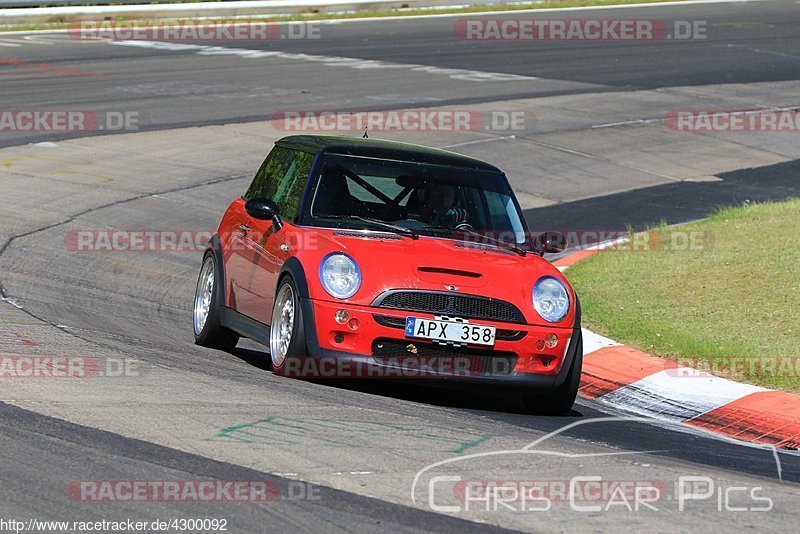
[245,198,282,230]
[533,231,566,255]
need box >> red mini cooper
[193,135,582,414]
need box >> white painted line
[588,235,629,250]
[591,118,661,129]
[22,35,55,45]
[318,0,766,25]
[581,327,621,355]
[2,0,393,16]
[725,43,800,61]
[151,194,182,203]
[599,369,768,422]
[111,40,537,82]
[1,297,23,309]
[0,0,764,21]
[438,134,516,149]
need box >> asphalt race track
[1,0,800,531]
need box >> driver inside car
[418,183,468,228]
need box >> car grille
[373,291,525,324]
[372,314,526,341]
[372,339,516,375]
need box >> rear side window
[244,146,315,222]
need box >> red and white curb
[554,251,800,450]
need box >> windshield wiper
[423,226,526,256]
[320,215,419,239]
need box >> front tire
[269,277,307,375]
[193,253,239,351]
[521,332,583,415]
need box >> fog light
[545,333,558,348]
[334,309,350,324]
[348,318,360,331]
[535,339,546,351]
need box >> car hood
[299,227,575,327]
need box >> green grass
[567,199,800,393]
[0,0,691,33]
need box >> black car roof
[275,135,502,173]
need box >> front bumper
[294,297,581,391]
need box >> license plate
[404,317,496,346]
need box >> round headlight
[533,276,570,323]
[319,253,361,299]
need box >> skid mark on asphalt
[2,154,112,184]
[0,57,107,78]
[207,416,494,453]
[0,171,249,357]
[50,169,112,183]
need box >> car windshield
[304,154,530,248]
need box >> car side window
[244,146,315,223]
[484,190,526,244]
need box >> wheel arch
[205,234,227,309]
[278,256,311,299]
[277,256,322,357]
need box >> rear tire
[269,277,307,376]
[193,253,239,351]
[521,332,583,416]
